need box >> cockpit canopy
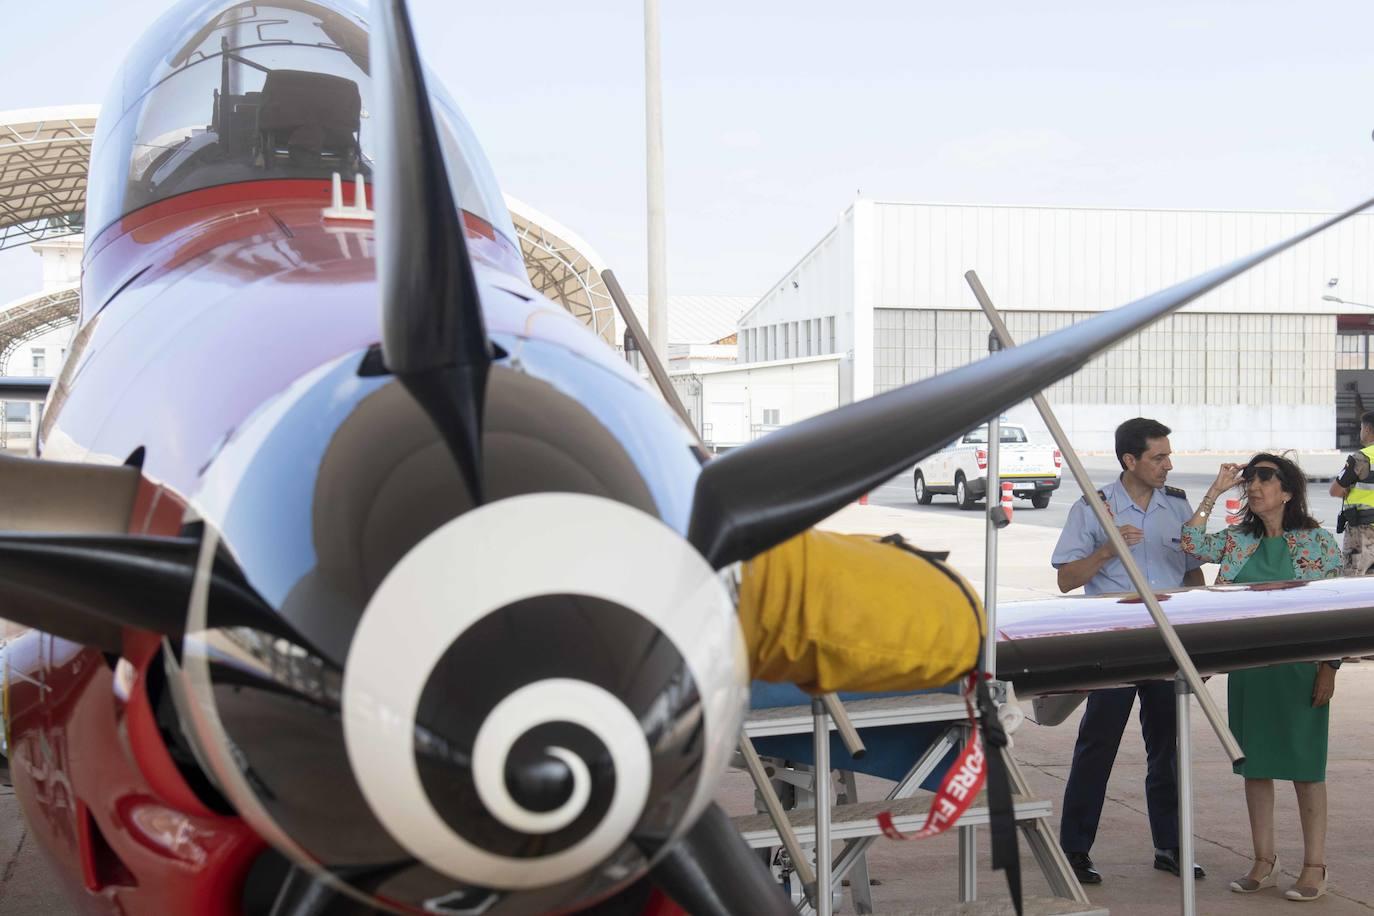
[85,0,516,254]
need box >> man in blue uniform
[1051,418,1206,884]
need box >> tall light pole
[644,0,668,360]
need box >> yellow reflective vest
[1345,444,1374,510]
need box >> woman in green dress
[1181,453,1341,902]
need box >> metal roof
[505,195,617,346]
[0,284,79,374]
[626,294,751,346]
[0,106,99,252]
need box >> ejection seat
[256,69,363,172]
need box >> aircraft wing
[996,577,1374,701]
[0,377,52,402]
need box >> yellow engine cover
[738,530,984,694]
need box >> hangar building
[721,200,1374,452]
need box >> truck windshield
[963,427,1028,444]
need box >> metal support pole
[958,823,978,901]
[737,731,816,890]
[820,693,867,759]
[1176,674,1197,916]
[602,269,702,448]
[643,0,668,360]
[984,410,1000,678]
[812,698,833,916]
[964,270,1244,767]
[957,724,978,902]
[958,395,1000,904]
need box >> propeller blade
[0,450,137,533]
[689,196,1374,568]
[0,534,284,653]
[371,0,491,503]
[647,803,795,916]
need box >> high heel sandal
[1230,856,1279,893]
[1284,863,1327,902]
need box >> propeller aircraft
[3,0,1374,914]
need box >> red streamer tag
[876,679,987,841]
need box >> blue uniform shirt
[1051,476,1204,595]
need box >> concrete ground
[719,667,1374,914]
[2,482,1371,914]
[0,787,76,915]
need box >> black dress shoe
[1065,851,1102,885]
[1154,847,1205,879]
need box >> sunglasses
[1241,466,1280,483]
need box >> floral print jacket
[1180,523,1340,582]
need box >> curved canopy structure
[0,106,99,251]
[506,195,617,346]
[0,284,80,374]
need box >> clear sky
[4,1,1374,307]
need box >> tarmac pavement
[0,787,75,915]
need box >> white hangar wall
[672,356,841,450]
[739,200,1371,452]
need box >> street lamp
[1323,294,1374,309]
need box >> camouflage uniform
[1343,523,1374,576]
[1340,450,1374,576]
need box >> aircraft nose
[341,493,748,894]
[506,750,577,813]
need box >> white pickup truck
[912,424,1062,509]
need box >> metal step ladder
[734,691,1100,916]
[864,900,1107,916]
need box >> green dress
[1228,535,1329,781]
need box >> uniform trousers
[1059,682,1178,854]
[1342,523,1374,576]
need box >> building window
[826,317,835,353]
[762,408,780,425]
[1338,332,1366,370]
[31,348,46,375]
[804,321,812,356]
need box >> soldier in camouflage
[1329,411,1374,576]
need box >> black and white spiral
[341,493,747,890]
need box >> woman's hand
[1312,664,1337,707]
[1209,463,1243,499]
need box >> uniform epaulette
[1163,485,1187,499]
